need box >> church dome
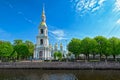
[40,22,47,26]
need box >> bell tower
[34,5,51,60]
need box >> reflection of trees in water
[0,70,120,80]
[41,73,77,80]
[41,73,49,80]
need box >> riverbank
[0,69,120,80]
[0,62,120,70]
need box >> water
[0,69,120,80]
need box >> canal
[0,69,120,80]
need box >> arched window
[41,29,44,34]
[39,51,43,58]
[40,39,43,45]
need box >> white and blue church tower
[34,6,51,60]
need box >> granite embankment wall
[0,62,120,70]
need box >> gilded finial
[41,3,46,22]
[40,3,46,26]
[42,3,45,15]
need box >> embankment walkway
[0,62,120,70]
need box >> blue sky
[0,0,120,46]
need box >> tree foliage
[12,40,34,60]
[109,37,120,60]
[94,36,108,59]
[54,51,62,60]
[0,41,13,58]
[67,38,81,58]
[81,37,93,60]
[14,44,29,59]
[25,40,34,57]
[68,36,120,61]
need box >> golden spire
[42,4,46,22]
[40,4,46,26]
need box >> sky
[0,0,120,47]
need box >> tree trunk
[86,54,87,60]
[93,54,95,59]
[99,53,102,61]
[84,54,87,62]
[113,55,116,61]
[105,55,108,61]
[88,54,89,61]
[74,55,77,61]
[18,56,21,61]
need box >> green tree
[14,44,29,60]
[25,40,34,57]
[81,37,93,60]
[57,51,62,60]
[68,38,81,58]
[89,39,98,59]
[10,50,17,61]
[13,39,23,45]
[13,40,33,60]
[0,41,13,61]
[109,37,120,60]
[103,40,111,60]
[94,36,108,60]
[11,51,17,58]
[54,52,58,60]
[53,51,63,60]
[116,42,120,61]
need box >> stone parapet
[0,62,120,70]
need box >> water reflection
[41,73,77,80]
[0,69,120,80]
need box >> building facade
[34,7,51,60]
[34,6,67,60]
[50,43,66,57]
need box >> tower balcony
[36,35,48,38]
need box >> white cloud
[98,0,106,5]
[71,0,106,15]
[56,37,67,41]
[91,6,100,12]
[116,19,120,24]
[89,0,97,8]
[49,30,67,41]
[24,17,34,24]
[51,30,64,37]
[113,0,120,12]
